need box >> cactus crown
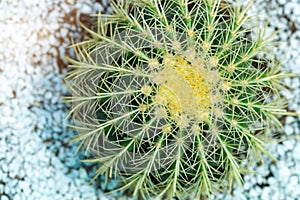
[65,0,292,199]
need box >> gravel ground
[0,0,299,200]
[0,1,118,200]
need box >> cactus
[65,0,293,199]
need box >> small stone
[107,179,119,191]
[0,142,6,153]
[277,165,291,185]
[94,3,104,12]
[293,143,300,161]
[80,3,92,13]
[277,0,285,5]
[78,168,88,179]
[293,185,300,196]
[285,116,296,125]
[243,181,252,190]
[271,190,280,200]
[261,187,270,200]
[2,164,8,172]
[256,175,264,185]
[1,195,10,200]
[285,125,294,135]
[60,28,68,38]
[66,0,75,4]
[61,3,71,13]
[248,189,258,199]
[277,145,285,156]
[290,175,299,186]
[293,5,300,16]
[44,91,52,99]
[59,181,70,194]
[48,178,55,189]
[293,78,300,88]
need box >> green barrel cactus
[65,0,293,199]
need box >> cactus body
[65,0,291,199]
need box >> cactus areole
[65,0,292,199]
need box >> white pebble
[60,28,68,38]
[1,195,10,200]
[285,125,294,135]
[293,143,300,161]
[80,3,93,13]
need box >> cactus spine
[65,0,293,199]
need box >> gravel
[0,0,116,200]
[0,0,299,200]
